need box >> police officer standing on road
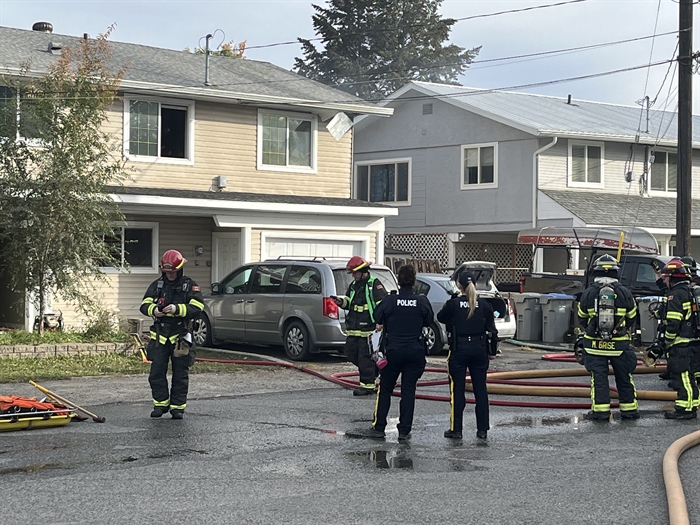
[140,250,204,419]
[357,265,433,441]
[646,258,700,419]
[332,256,387,396]
[576,254,639,421]
[437,271,498,440]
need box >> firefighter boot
[444,429,463,439]
[170,409,184,420]
[664,409,697,420]
[150,406,169,418]
[585,411,611,421]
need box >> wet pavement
[0,344,699,524]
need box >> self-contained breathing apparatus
[595,284,616,341]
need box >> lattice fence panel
[455,243,533,284]
[385,233,449,272]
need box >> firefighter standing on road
[358,265,433,441]
[646,258,700,419]
[332,256,387,396]
[437,271,498,440]
[140,250,204,419]
[576,254,639,421]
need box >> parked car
[192,259,398,361]
[416,263,516,354]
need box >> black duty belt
[457,334,483,342]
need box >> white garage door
[265,237,364,259]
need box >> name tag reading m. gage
[397,299,417,307]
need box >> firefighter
[437,271,498,440]
[332,256,387,396]
[576,254,639,421]
[358,265,433,441]
[140,250,204,419]
[646,258,700,419]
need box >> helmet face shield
[592,254,620,274]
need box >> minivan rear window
[332,269,398,295]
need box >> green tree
[294,0,480,101]
[0,27,128,334]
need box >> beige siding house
[0,25,396,330]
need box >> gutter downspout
[531,137,558,273]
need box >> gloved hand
[643,341,665,367]
[574,336,585,365]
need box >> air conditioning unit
[215,175,228,189]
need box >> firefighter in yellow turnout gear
[333,256,387,396]
[646,258,700,419]
[576,255,639,421]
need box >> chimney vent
[32,22,53,33]
[47,42,63,54]
[83,33,89,41]
[567,94,572,105]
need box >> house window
[569,141,603,186]
[355,160,410,204]
[650,151,677,192]
[124,97,194,163]
[257,110,317,171]
[0,86,41,141]
[461,143,497,189]
[102,223,158,273]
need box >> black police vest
[451,298,489,336]
[384,292,426,349]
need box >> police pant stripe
[447,350,456,430]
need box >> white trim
[123,94,195,165]
[567,140,605,188]
[259,231,371,261]
[353,157,412,206]
[111,194,398,217]
[460,142,498,190]
[256,109,318,173]
[100,221,160,275]
[242,227,252,264]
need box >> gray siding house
[354,80,700,282]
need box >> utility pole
[677,0,693,256]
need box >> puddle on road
[346,449,487,472]
[497,415,580,428]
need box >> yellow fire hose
[663,430,700,525]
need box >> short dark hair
[397,264,416,287]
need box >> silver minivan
[192,259,398,361]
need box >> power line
[245,0,590,52]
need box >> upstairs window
[257,110,317,172]
[461,143,497,189]
[355,159,410,204]
[650,150,677,192]
[568,141,603,187]
[0,86,41,141]
[124,97,194,163]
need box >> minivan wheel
[284,321,314,361]
[192,314,213,348]
[423,323,442,355]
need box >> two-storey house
[0,25,396,330]
[354,80,700,283]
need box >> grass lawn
[0,349,247,383]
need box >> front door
[213,232,241,283]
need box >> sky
[0,0,695,110]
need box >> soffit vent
[422,103,433,115]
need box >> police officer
[332,256,387,396]
[140,250,204,419]
[576,254,639,421]
[359,265,433,441]
[646,258,700,419]
[437,271,498,440]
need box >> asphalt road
[0,344,698,525]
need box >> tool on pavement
[29,381,106,423]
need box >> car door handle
[235,299,245,303]
[246,300,256,303]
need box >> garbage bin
[636,296,662,344]
[539,294,576,343]
[513,293,543,341]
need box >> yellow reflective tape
[178,304,186,317]
[153,399,170,407]
[170,403,186,410]
[667,312,684,320]
[142,297,155,305]
[189,299,204,310]
[147,304,157,316]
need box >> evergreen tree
[294,0,480,100]
[0,27,128,334]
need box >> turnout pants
[447,338,490,433]
[148,342,191,410]
[583,347,638,414]
[667,343,700,412]
[372,345,426,435]
[344,336,377,390]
